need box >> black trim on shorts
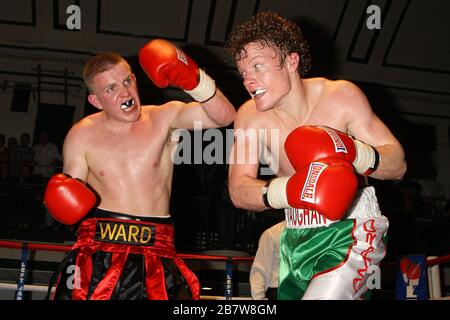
[87,208,173,224]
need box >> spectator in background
[17,164,41,185]
[7,137,18,149]
[15,133,35,171]
[398,179,423,216]
[33,132,62,181]
[413,169,447,216]
[9,133,35,179]
[33,132,62,230]
[6,136,18,178]
[250,220,286,300]
[0,134,8,180]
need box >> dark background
[0,0,449,299]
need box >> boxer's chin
[255,103,269,112]
[254,98,272,112]
[121,109,141,123]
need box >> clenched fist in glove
[44,174,97,225]
[285,126,380,176]
[264,158,358,221]
[139,39,216,102]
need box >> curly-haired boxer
[226,12,406,299]
[44,40,236,300]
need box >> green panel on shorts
[278,219,356,300]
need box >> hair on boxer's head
[83,52,131,93]
[225,11,311,77]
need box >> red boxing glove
[44,174,96,225]
[285,126,380,176]
[265,158,358,221]
[139,39,216,102]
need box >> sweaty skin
[228,43,406,211]
[64,61,235,217]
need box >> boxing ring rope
[0,240,254,300]
[426,255,450,267]
[0,239,448,300]
[426,255,450,300]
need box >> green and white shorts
[278,186,388,300]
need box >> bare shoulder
[67,114,97,139]
[235,99,265,129]
[327,79,366,101]
[325,79,372,114]
[63,113,102,153]
[236,99,256,117]
[304,77,359,104]
[145,101,183,121]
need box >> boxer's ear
[286,52,299,73]
[88,94,103,110]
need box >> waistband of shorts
[285,186,381,229]
[73,210,176,254]
[88,208,173,224]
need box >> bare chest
[85,127,173,181]
[263,104,348,176]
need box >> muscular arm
[170,89,236,129]
[228,102,268,211]
[62,123,89,182]
[44,121,95,225]
[139,38,236,130]
[338,81,407,180]
[228,166,268,211]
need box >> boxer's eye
[106,85,116,94]
[123,75,133,87]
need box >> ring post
[15,243,29,300]
[225,257,233,300]
[427,256,442,299]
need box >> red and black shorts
[47,209,200,300]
